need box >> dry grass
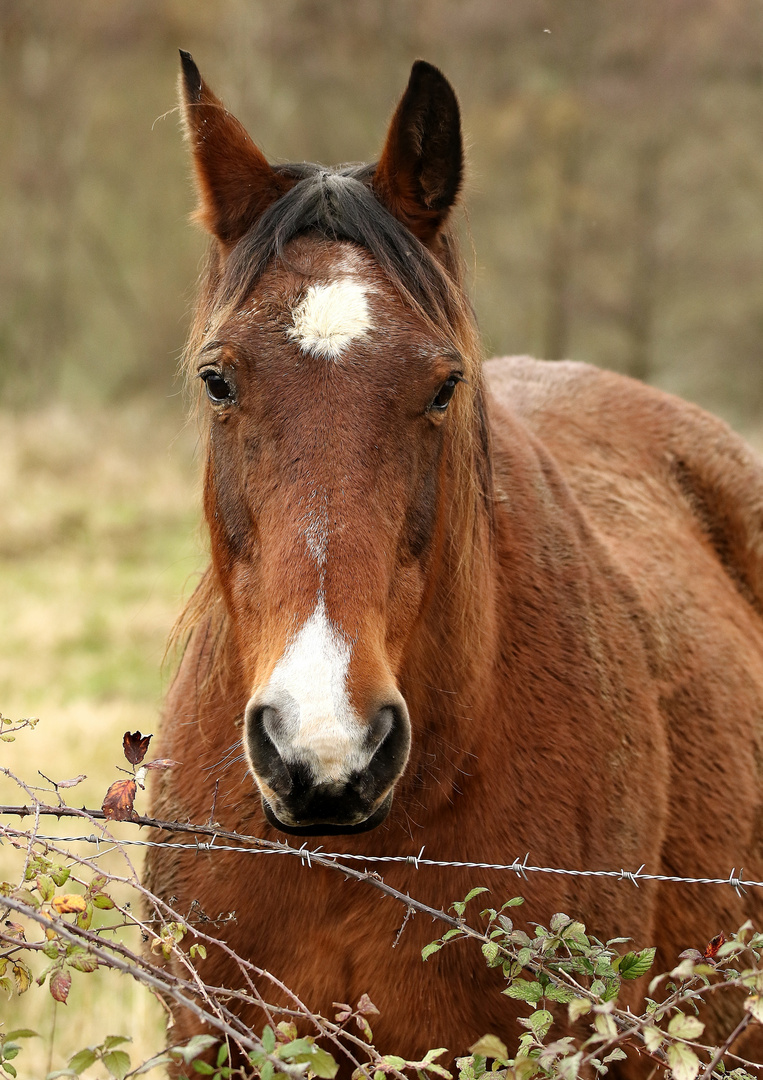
[0,402,205,1078]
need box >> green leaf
[103,1050,131,1079]
[422,1049,449,1065]
[545,985,576,1003]
[216,1044,229,1067]
[381,1057,408,1069]
[192,1063,215,1075]
[562,922,589,946]
[103,1037,130,1050]
[463,887,489,904]
[278,1040,338,1078]
[190,943,207,960]
[501,897,524,909]
[260,1062,274,1080]
[304,1047,338,1078]
[5,1031,37,1041]
[666,1043,700,1080]
[91,893,116,910]
[668,1014,705,1041]
[68,1049,98,1074]
[422,942,443,961]
[619,948,656,980]
[36,875,56,902]
[481,942,500,966]
[278,1039,315,1059]
[502,979,543,1003]
[526,1010,554,1041]
[261,1026,276,1054]
[469,1035,508,1060]
[50,867,70,887]
[171,1035,219,1065]
[68,950,98,974]
[602,1049,627,1064]
[1,1062,17,1077]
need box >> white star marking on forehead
[287,278,373,360]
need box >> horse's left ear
[178,50,293,247]
[373,60,463,247]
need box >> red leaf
[123,730,152,765]
[102,779,138,821]
[703,932,725,960]
[50,968,71,1003]
[144,758,181,771]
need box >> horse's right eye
[199,370,233,404]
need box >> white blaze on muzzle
[254,597,369,784]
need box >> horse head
[179,53,490,835]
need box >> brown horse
[147,53,763,1073]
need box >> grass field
[0,401,205,1078]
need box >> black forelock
[218,162,461,327]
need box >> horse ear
[373,60,463,247]
[178,51,292,247]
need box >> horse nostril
[364,698,411,787]
[366,703,395,751]
[259,703,288,747]
[246,702,293,796]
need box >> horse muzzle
[243,693,411,835]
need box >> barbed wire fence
[2,738,763,1080]
[0,801,760,897]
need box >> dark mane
[221,163,466,328]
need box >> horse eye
[200,370,233,404]
[429,375,463,413]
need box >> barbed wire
[21,831,757,897]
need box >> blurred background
[2,0,763,1074]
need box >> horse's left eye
[429,375,463,413]
[200,370,233,404]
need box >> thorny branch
[1,752,763,1079]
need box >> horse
[146,52,763,1075]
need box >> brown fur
[147,56,763,1075]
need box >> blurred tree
[1,0,762,426]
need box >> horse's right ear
[178,51,292,247]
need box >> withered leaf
[11,960,31,994]
[703,931,725,960]
[51,894,87,915]
[356,993,380,1017]
[49,968,71,1003]
[144,758,181,771]
[102,778,138,822]
[123,730,152,765]
[56,774,87,789]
